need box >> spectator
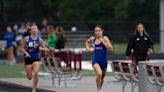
[3,26,16,65]
[55,26,66,49]
[23,23,31,37]
[40,18,48,33]
[12,24,18,43]
[16,24,24,46]
[126,23,154,65]
[12,24,19,57]
[46,25,57,48]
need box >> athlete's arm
[21,36,30,58]
[100,36,113,52]
[39,38,49,51]
[147,36,153,55]
[85,36,94,52]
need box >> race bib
[28,42,33,47]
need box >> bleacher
[42,30,93,48]
[64,30,92,48]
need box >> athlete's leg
[7,47,13,64]
[7,47,10,63]
[100,70,107,89]
[25,65,33,80]
[93,63,102,91]
[32,61,40,90]
[9,46,16,64]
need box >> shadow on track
[0,81,55,92]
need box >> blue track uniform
[25,36,40,65]
[4,32,14,48]
[92,37,108,71]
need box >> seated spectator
[23,22,31,37]
[55,26,67,49]
[46,25,57,48]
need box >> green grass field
[0,64,113,78]
[0,64,25,78]
[113,43,160,54]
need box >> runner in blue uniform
[85,25,113,92]
[21,24,48,92]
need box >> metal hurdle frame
[111,60,139,92]
[69,49,83,80]
[143,65,157,85]
[128,63,138,92]
[111,61,133,92]
[120,61,138,92]
[159,66,164,90]
[110,61,123,81]
[52,48,83,80]
[159,67,164,84]
[143,64,163,92]
[151,66,164,92]
[40,49,60,85]
[41,48,83,87]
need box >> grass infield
[0,64,113,78]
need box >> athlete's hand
[147,48,153,55]
[86,48,94,53]
[33,43,39,49]
[45,48,49,52]
[25,52,31,58]
[100,37,105,44]
[40,47,49,52]
[86,48,90,52]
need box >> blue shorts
[92,59,108,71]
[7,44,13,48]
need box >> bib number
[28,42,33,47]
